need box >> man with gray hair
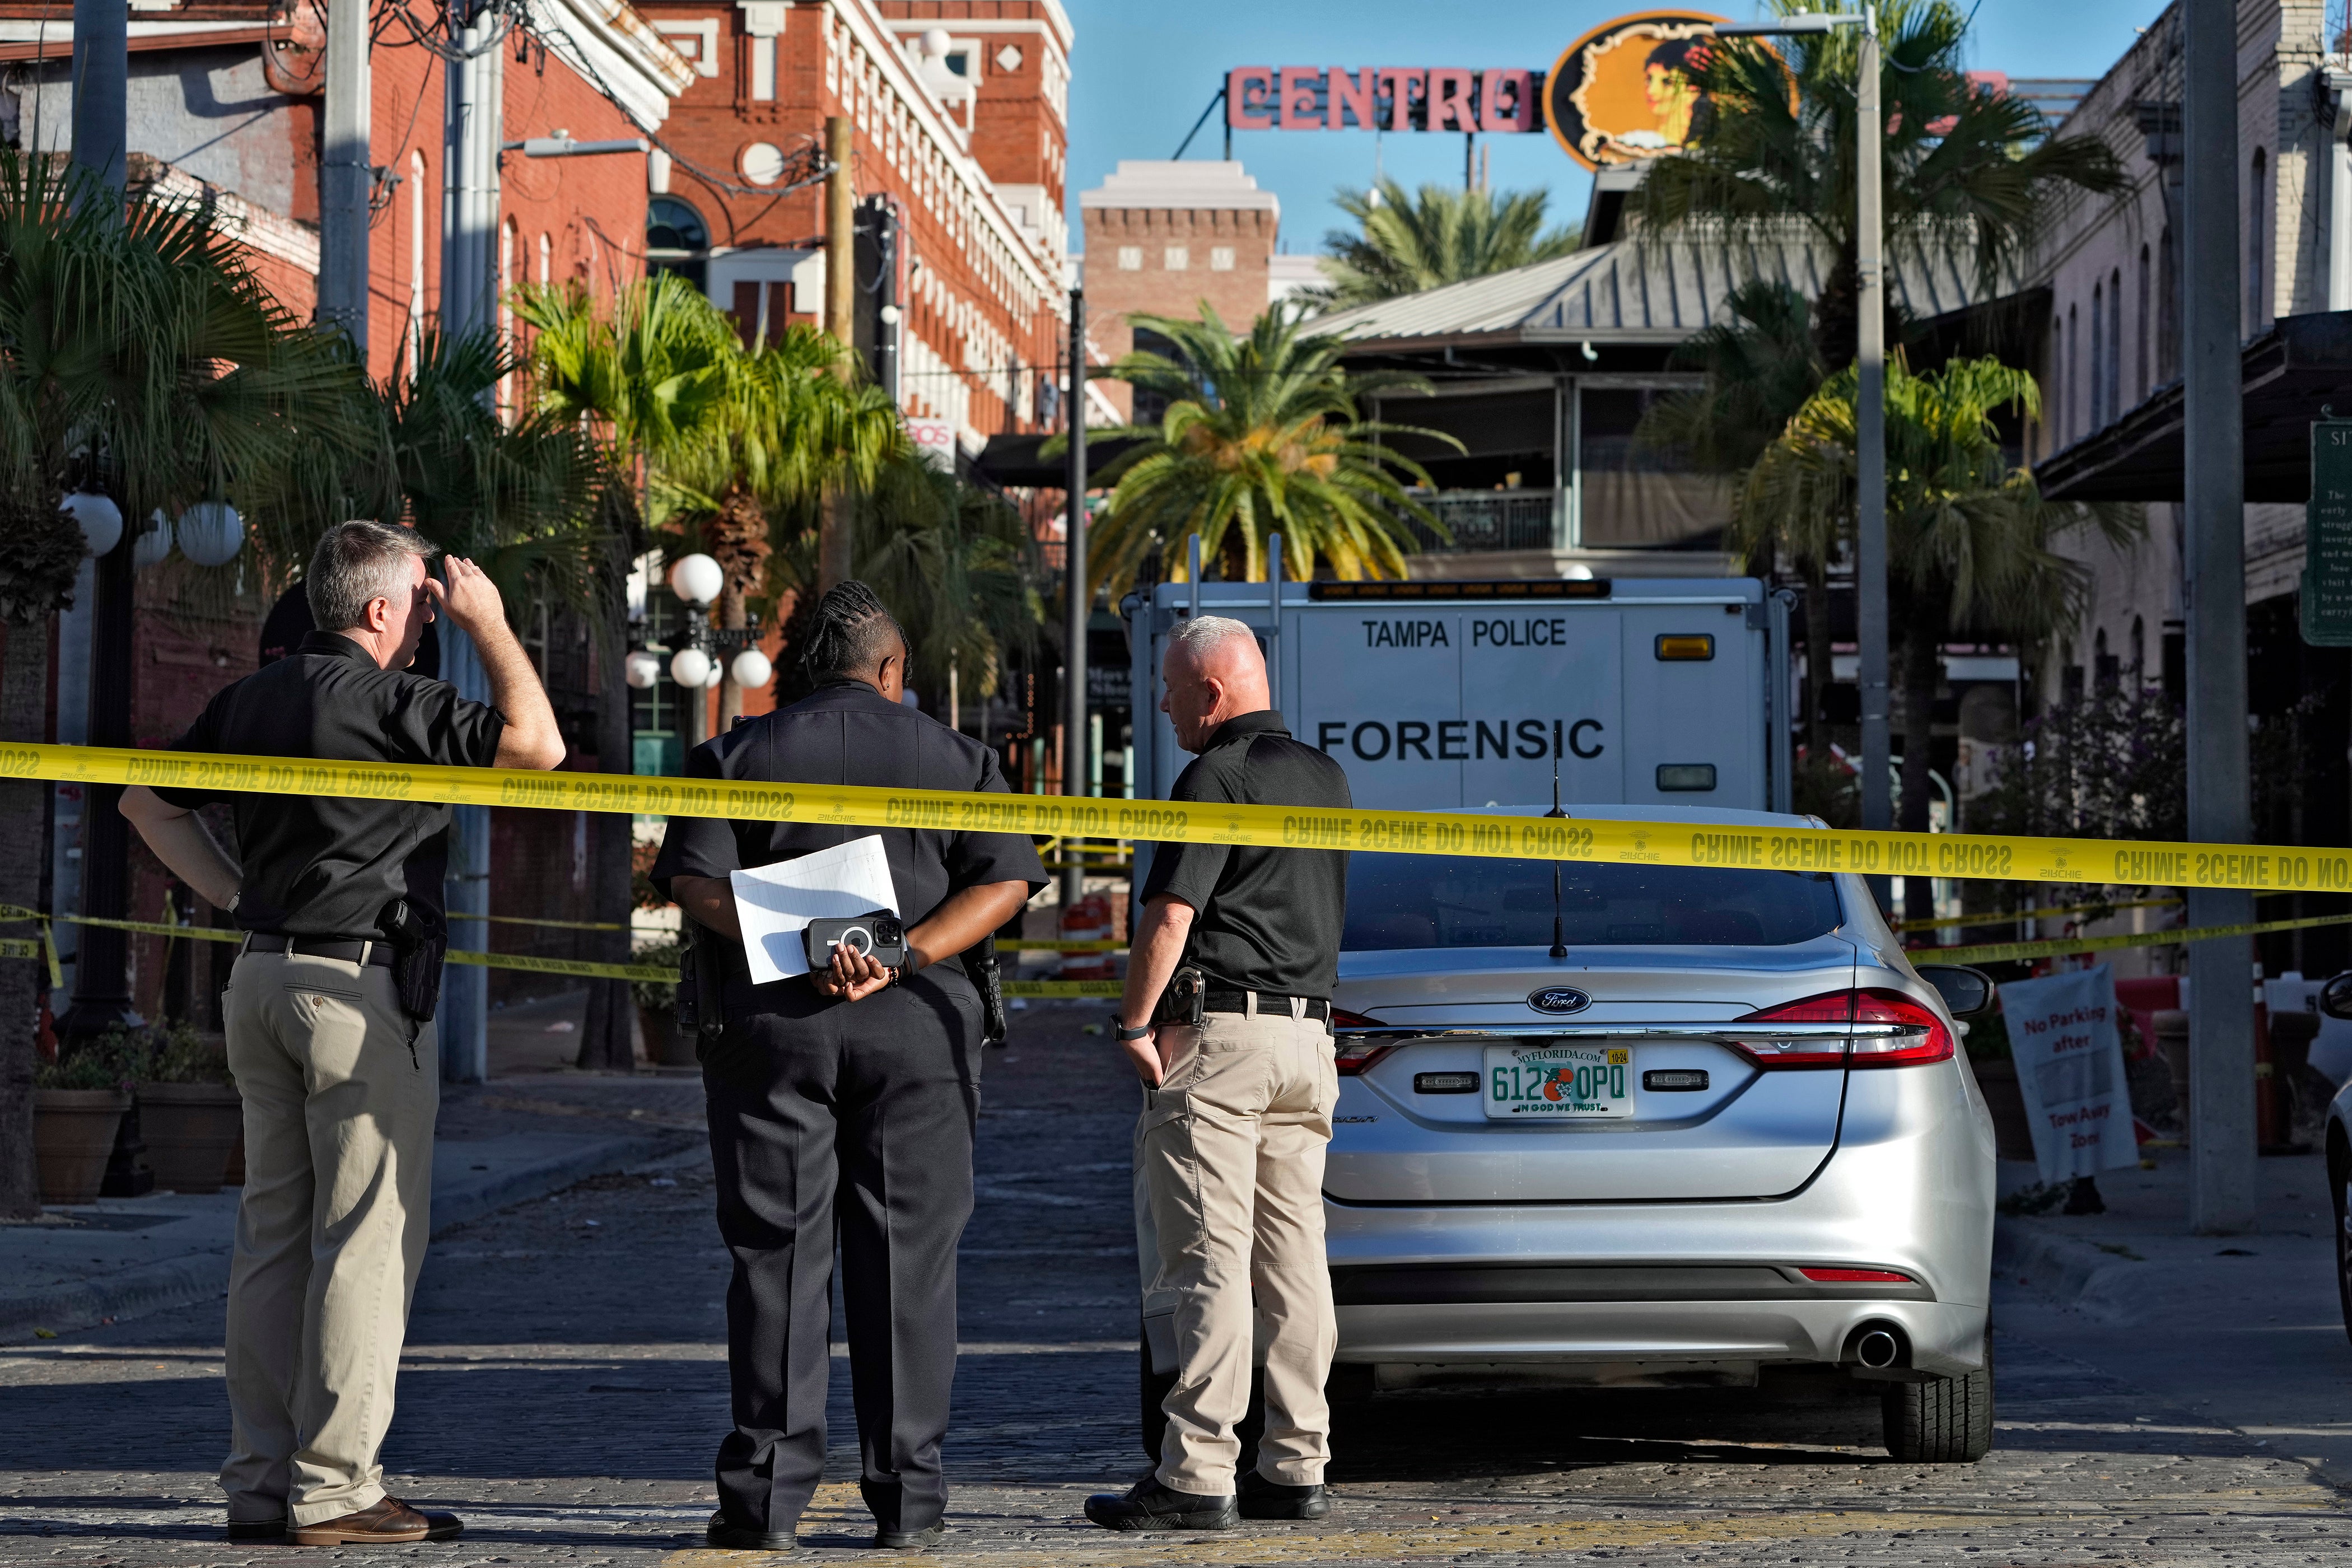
[1087,614,1352,1533]
[122,520,563,1546]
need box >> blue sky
[1061,0,2174,255]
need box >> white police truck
[1123,572,1794,815]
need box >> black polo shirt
[650,678,1046,983]
[153,632,506,937]
[1140,709,1352,1000]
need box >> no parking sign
[2000,963,2139,1184]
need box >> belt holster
[683,920,729,1062]
[376,898,447,1026]
[968,934,1009,1046]
[1155,964,1205,1028]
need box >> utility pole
[820,115,857,594]
[2181,0,2257,1233]
[1062,288,1089,908]
[1854,11,1891,903]
[318,0,372,349]
[57,0,135,1050]
[433,6,505,1085]
[68,0,126,194]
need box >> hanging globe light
[132,511,174,569]
[666,553,724,608]
[176,501,245,567]
[58,492,123,557]
[624,650,662,689]
[730,648,773,690]
[669,646,713,689]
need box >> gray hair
[1166,614,1258,663]
[306,521,437,633]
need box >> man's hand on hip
[1119,1026,1163,1087]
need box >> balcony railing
[1402,490,1558,554]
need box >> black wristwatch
[1114,1022,1153,1043]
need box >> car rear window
[1342,855,1846,950]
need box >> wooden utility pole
[820,114,857,594]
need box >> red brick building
[1076,160,1283,423]
[634,0,1072,456]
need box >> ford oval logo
[1528,987,1592,1015]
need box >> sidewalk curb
[1,1131,681,1341]
[1992,1216,2148,1320]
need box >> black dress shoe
[225,1516,286,1543]
[706,1510,797,1551]
[875,1521,945,1550]
[1083,1474,1238,1532]
[1239,1471,1331,1520]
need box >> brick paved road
[5,1006,2349,1565]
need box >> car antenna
[1547,718,1567,960]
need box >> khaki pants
[1139,998,1337,1495]
[218,948,437,1528]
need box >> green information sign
[2304,419,2352,646]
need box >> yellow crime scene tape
[1891,895,2183,933]
[1936,909,2352,967]
[0,904,676,984]
[13,739,2352,895]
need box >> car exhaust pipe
[1854,1328,1901,1368]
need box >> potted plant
[32,1051,133,1206]
[632,940,689,1067]
[133,1023,242,1194]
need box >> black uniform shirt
[153,632,506,938]
[1140,709,1352,1000]
[650,679,1046,981]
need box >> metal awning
[2037,310,2352,503]
[971,432,1147,489]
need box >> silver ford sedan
[1318,805,1999,1462]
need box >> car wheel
[1881,1354,1994,1463]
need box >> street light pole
[2180,0,2257,1233]
[1853,12,1891,904]
[1062,287,1090,909]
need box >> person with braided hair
[652,580,1044,1553]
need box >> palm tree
[1644,279,1833,742]
[0,152,382,1214]
[1313,179,1581,307]
[1077,304,1457,596]
[848,452,1043,722]
[1640,0,2123,370]
[1740,354,2139,917]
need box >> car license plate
[1483,1043,1633,1120]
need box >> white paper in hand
[729,836,900,986]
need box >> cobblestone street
[6,1006,2350,1566]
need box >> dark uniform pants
[702,967,983,1536]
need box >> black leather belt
[241,934,395,968]
[1203,989,1329,1021]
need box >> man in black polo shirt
[1086,615,1352,1533]
[119,521,564,1547]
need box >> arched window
[2047,318,2063,456]
[2107,268,2122,421]
[498,218,517,422]
[2090,282,2105,430]
[2158,226,2178,380]
[646,197,710,291]
[536,231,552,287]
[407,150,427,377]
[2067,302,2080,444]
[2249,148,2269,336]
[2136,245,2151,396]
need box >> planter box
[640,1004,694,1068]
[34,1089,132,1206]
[134,1082,243,1194]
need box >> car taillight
[1725,990,1854,1067]
[1728,988,1953,1069]
[1798,1266,1915,1284]
[1330,1010,1392,1076]
[1849,988,1954,1067]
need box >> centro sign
[1225,66,1543,133]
